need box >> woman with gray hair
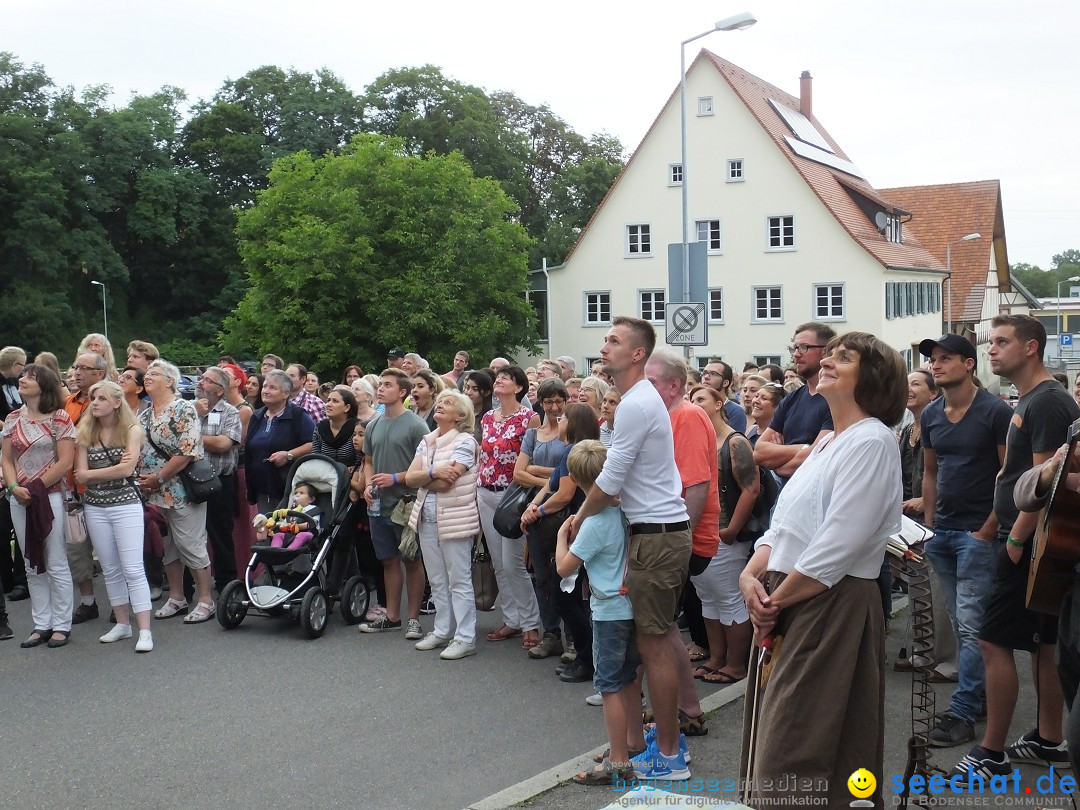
[136,360,216,623]
[350,378,378,424]
[404,390,480,660]
[244,369,315,514]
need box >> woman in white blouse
[738,332,906,809]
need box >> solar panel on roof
[768,99,835,154]
[784,136,865,180]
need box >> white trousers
[691,540,752,624]
[10,492,74,632]
[84,503,152,614]
[476,487,540,633]
[417,520,477,645]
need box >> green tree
[222,134,536,373]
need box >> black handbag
[146,434,222,504]
[492,483,534,539]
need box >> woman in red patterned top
[475,366,542,649]
[1,364,76,648]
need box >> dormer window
[879,211,902,244]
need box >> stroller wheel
[217,580,248,629]
[300,587,329,638]
[341,575,371,625]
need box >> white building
[529,51,966,371]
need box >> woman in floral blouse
[475,365,542,649]
[136,360,215,624]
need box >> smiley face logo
[847,768,876,799]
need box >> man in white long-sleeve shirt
[570,315,693,780]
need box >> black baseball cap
[386,348,405,359]
[918,334,976,361]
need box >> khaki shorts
[625,528,692,634]
[162,502,211,570]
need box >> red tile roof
[878,181,1008,323]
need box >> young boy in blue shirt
[557,440,649,785]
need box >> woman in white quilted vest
[404,389,480,660]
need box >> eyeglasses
[788,344,826,355]
[118,374,137,383]
[701,370,722,378]
[199,376,224,388]
[75,365,101,373]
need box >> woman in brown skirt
[738,332,907,808]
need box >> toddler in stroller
[253,483,323,550]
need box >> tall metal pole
[91,280,108,341]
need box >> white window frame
[812,282,845,321]
[625,223,652,257]
[695,219,722,253]
[708,287,724,324]
[753,355,782,367]
[697,96,714,117]
[766,214,796,251]
[584,357,602,376]
[668,163,683,186]
[752,285,783,323]
[638,289,666,324]
[583,291,611,327]
[726,158,744,183]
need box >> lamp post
[1057,275,1080,360]
[90,280,108,342]
[680,12,756,314]
[944,233,980,333]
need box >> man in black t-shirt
[753,322,835,481]
[919,333,1012,748]
[953,315,1080,779]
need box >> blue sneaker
[631,739,691,780]
[644,726,691,763]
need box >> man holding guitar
[952,315,1080,779]
[1015,421,1080,775]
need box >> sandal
[687,645,709,663]
[183,602,216,624]
[679,709,709,737]
[693,666,719,680]
[573,758,634,786]
[700,670,745,685]
[521,630,541,650]
[485,625,522,642]
[154,598,188,619]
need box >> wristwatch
[287,452,294,462]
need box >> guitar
[1028,419,1080,616]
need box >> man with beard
[753,322,836,482]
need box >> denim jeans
[924,528,995,723]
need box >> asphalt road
[0,579,728,810]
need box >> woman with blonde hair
[74,381,153,652]
[404,390,480,660]
[76,333,118,380]
[578,376,609,422]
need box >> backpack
[718,432,778,542]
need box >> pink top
[478,406,533,488]
[2,408,76,494]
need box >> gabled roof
[879,180,1009,323]
[564,50,946,273]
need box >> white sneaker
[585,692,604,706]
[440,640,477,660]
[415,632,451,651]
[135,630,154,653]
[99,624,132,643]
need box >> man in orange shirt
[66,352,105,623]
[644,347,715,737]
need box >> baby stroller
[216,454,370,638]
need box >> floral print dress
[138,399,204,509]
[478,407,534,489]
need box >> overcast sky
[7,0,1077,269]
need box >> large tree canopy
[222,135,536,372]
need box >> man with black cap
[918,332,1013,748]
[386,349,405,370]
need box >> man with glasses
[67,352,107,624]
[194,367,243,593]
[753,322,836,482]
[701,360,747,434]
[261,354,284,374]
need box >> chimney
[800,70,812,118]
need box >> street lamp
[944,233,980,333]
[680,12,756,314]
[90,280,108,342]
[1057,275,1080,359]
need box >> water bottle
[368,483,381,517]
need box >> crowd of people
[3,313,1080,804]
